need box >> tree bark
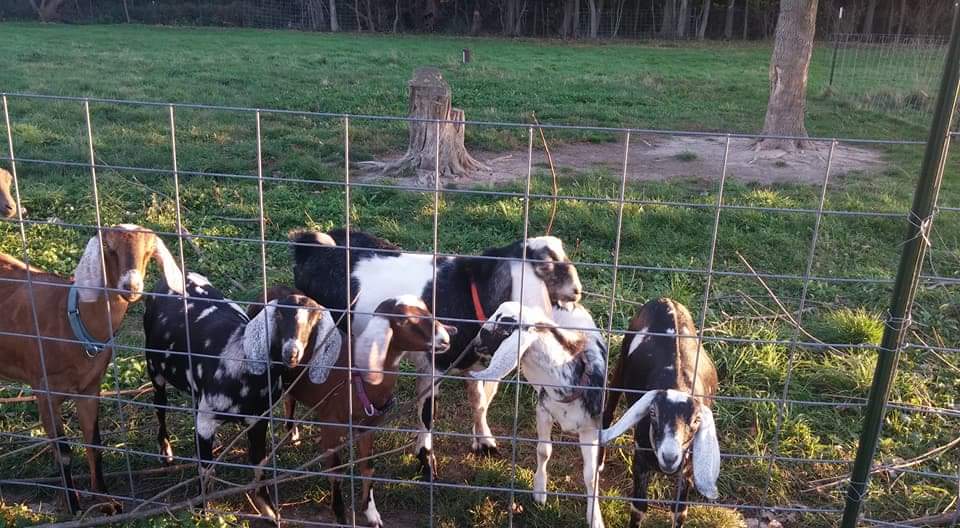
[471,7,481,35]
[561,0,574,37]
[573,0,581,37]
[760,0,818,151]
[896,0,906,37]
[122,0,131,23]
[504,0,516,35]
[329,0,340,31]
[677,0,689,37]
[363,68,488,182]
[661,0,676,37]
[697,0,711,39]
[30,0,66,21]
[862,0,876,35]
[587,0,602,38]
[742,0,748,39]
[724,0,735,38]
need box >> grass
[0,23,958,528]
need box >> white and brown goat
[253,288,453,527]
[0,224,183,514]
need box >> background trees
[5,0,951,39]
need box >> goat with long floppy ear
[307,309,343,384]
[354,316,394,385]
[599,389,720,499]
[243,301,278,375]
[74,231,185,303]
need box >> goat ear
[470,328,538,382]
[692,404,720,499]
[75,236,105,303]
[599,389,659,444]
[354,317,393,386]
[242,300,277,375]
[152,236,185,294]
[308,309,343,385]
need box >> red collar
[470,279,486,322]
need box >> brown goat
[0,224,184,514]
[250,289,453,527]
[0,168,17,218]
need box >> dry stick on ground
[531,112,559,236]
[3,464,195,486]
[899,511,960,527]
[804,434,960,492]
[735,251,841,354]
[0,384,153,405]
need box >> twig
[210,216,260,223]
[2,464,194,486]
[897,511,959,527]
[804,434,960,491]
[531,112,559,236]
[735,252,840,354]
[0,384,153,405]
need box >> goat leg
[38,395,80,514]
[152,379,174,465]
[629,459,653,528]
[327,450,347,525]
[415,374,437,481]
[247,420,279,521]
[467,379,499,457]
[357,433,383,527]
[672,472,692,528]
[532,406,552,505]
[77,396,121,514]
[578,430,605,528]
[284,395,301,446]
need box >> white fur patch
[363,490,382,527]
[296,308,310,327]
[351,253,437,335]
[116,224,141,231]
[526,236,567,259]
[297,231,336,246]
[354,316,392,385]
[197,306,217,323]
[656,423,682,472]
[394,294,427,310]
[187,272,211,287]
[627,327,650,356]
[508,261,552,311]
[666,389,691,403]
[74,237,105,303]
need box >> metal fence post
[828,8,844,88]
[839,6,960,528]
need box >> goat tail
[598,389,659,444]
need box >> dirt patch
[360,135,885,187]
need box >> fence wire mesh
[0,91,957,528]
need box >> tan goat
[0,224,184,514]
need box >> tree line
[8,0,953,38]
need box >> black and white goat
[600,298,720,528]
[289,228,582,479]
[469,301,608,528]
[143,272,337,520]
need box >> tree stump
[365,67,488,183]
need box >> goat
[143,273,336,521]
[1,168,17,218]
[253,288,454,527]
[600,298,720,528]
[0,224,184,514]
[289,228,582,480]
[469,301,608,528]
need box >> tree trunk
[122,0,131,23]
[561,0,574,37]
[573,0,581,37]
[504,0,515,35]
[742,0,748,39]
[471,8,481,35]
[365,0,375,31]
[677,0,689,37]
[896,0,906,37]
[723,0,735,38]
[393,0,400,32]
[760,0,818,151]
[633,0,642,35]
[587,0,601,38]
[329,0,340,31]
[30,0,66,21]
[697,0,711,39]
[363,68,489,182]
[862,0,876,35]
[661,0,676,37]
[612,0,626,37]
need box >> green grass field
[0,23,958,528]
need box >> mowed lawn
[0,23,958,528]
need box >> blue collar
[67,285,113,358]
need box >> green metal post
[839,6,960,528]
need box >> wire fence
[0,32,959,528]
[822,32,950,122]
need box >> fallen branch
[531,112,559,236]
[804,434,960,492]
[2,463,194,486]
[0,384,153,405]
[897,511,960,527]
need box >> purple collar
[352,374,395,417]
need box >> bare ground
[360,135,885,187]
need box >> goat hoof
[160,439,175,465]
[472,444,499,458]
[415,448,437,481]
[252,494,279,522]
[99,500,122,515]
[532,491,546,505]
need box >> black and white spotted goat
[600,298,720,528]
[289,228,582,479]
[143,272,338,521]
[469,301,608,528]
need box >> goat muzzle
[282,340,304,368]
